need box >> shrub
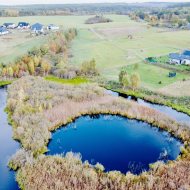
[80,59,99,77]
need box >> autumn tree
[130,73,141,90]
[41,60,51,76]
[2,68,7,77]
[122,74,130,89]
[33,56,41,67]
[80,59,99,77]
[27,61,35,75]
[8,67,14,78]
[56,59,66,69]
[119,70,128,85]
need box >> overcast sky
[1,0,190,5]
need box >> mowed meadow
[1,15,190,91]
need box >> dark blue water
[106,90,190,125]
[47,115,182,174]
[0,88,19,190]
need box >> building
[0,26,9,35]
[169,50,190,65]
[3,23,16,29]
[47,24,59,31]
[17,22,30,29]
[31,23,44,34]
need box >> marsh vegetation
[6,76,190,190]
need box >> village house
[169,50,190,65]
[31,23,44,34]
[47,24,59,31]
[0,26,9,35]
[3,23,16,29]
[17,22,30,29]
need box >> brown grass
[95,26,145,38]
[15,153,190,190]
[158,80,190,97]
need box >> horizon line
[0,1,189,6]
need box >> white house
[47,24,59,31]
[3,23,16,29]
[181,58,190,65]
[0,27,9,35]
[17,22,30,29]
[169,50,190,65]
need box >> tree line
[129,7,190,28]
[0,28,99,80]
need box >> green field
[45,76,88,85]
[0,30,47,64]
[0,15,190,91]
[125,63,187,89]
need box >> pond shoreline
[48,113,185,147]
[0,87,19,190]
[47,114,182,174]
[105,86,190,116]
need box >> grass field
[0,80,12,87]
[158,79,190,97]
[0,30,47,63]
[45,76,88,85]
[0,15,190,92]
[124,63,187,89]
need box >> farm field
[69,15,190,92]
[0,15,190,92]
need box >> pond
[0,88,19,190]
[106,90,190,125]
[0,87,188,189]
[47,115,182,174]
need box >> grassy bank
[104,80,190,116]
[45,76,88,85]
[0,80,12,87]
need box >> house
[0,26,9,35]
[47,24,59,31]
[169,50,190,65]
[17,22,30,29]
[31,23,44,34]
[3,23,16,29]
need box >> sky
[0,0,190,5]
